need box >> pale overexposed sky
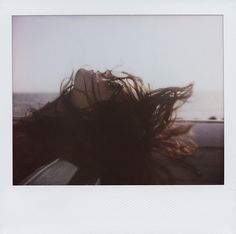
[12,15,223,93]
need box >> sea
[13,91,224,121]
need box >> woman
[13,68,196,185]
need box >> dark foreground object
[13,120,224,185]
[20,147,223,185]
[157,147,224,185]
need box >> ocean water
[13,91,224,120]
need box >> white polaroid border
[1,1,236,234]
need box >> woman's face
[71,68,120,109]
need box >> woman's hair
[15,70,197,185]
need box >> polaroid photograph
[12,15,224,186]
[1,0,236,234]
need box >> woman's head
[70,69,116,109]
[17,68,196,184]
[60,68,149,109]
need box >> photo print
[12,15,224,185]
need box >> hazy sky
[12,15,223,93]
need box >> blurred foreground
[15,120,224,185]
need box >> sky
[12,15,223,93]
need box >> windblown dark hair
[14,70,197,185]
